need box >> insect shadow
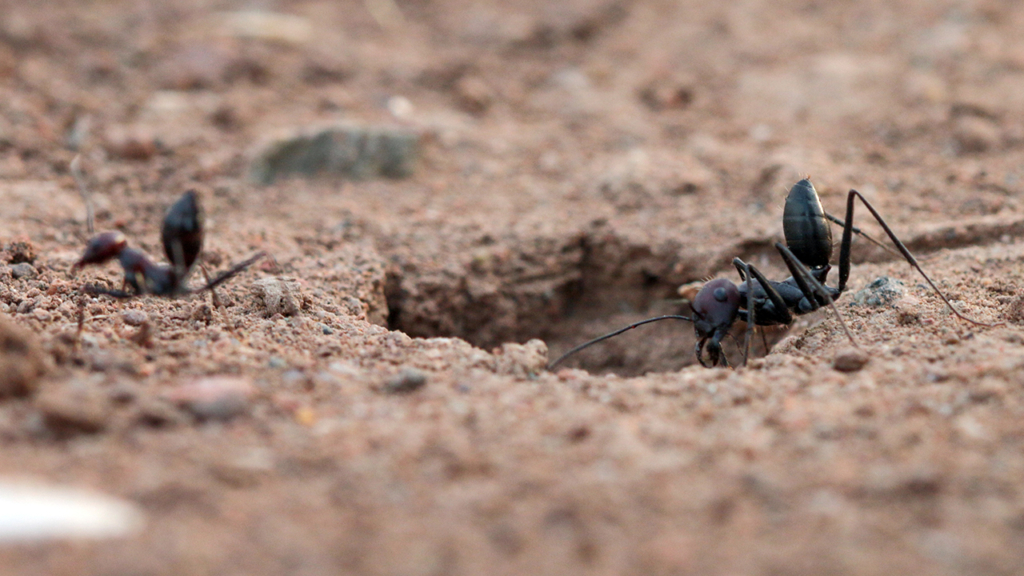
[549,178,1001,370]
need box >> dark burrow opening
[382,226,797,377]
[377,204,1024,376]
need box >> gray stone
[166,376,255,421]
[383,368,427,394]
[36,386,112,437]
[250,124,419,185]
[852,276,905,307]
[833,347,869,372]
[10,263,36,279]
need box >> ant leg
[733,258,793,365]
[548,314,694,370]
[838,190,1001,327]
[192,252,266,294]
[731,259,757,366]
[199,263,223,308]
[775,242,859,348]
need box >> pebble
[383,368,427,394]
[833,348,869,372]
[35,386,112,436]
[0,480,144,542]
[165,376,255,421]
[250,277,301,317]
[0,315,47,398]
[155,44,233,90]
[3,240,35,264]
[103,125,158,160]
[249,124,420,185]
[952,115,1001,155]
[455,76,494,115]
[10,262,36,279]
[493,339,548,378]
[133,397,187,428]
[852,276,905,307]
[122,309,148,327]
[216,11,313,46]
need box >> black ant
[70,159,264,298]
[550,178,1000,370]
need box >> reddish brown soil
[3,1,1024,574]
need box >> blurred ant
[550,178,1000,370]
[70,156,265,300]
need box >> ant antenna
[823,212,900,258]
[70,155,94,235]
[548,315,693,370]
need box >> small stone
[36,386,112,437]
[122,310,148,327]
[154,44,233,90]
[249,124,420,185]
[0,314,47,398]
[103,126,157,161]
[165,376,255,421]
[133,397,187,428]
[268,356,287,369]
[216,11,313,46]
[455,76,494,115]
[10,263,36,279]
[952,116,1000,155]
[250,277,302,317]
[493,339,548,378]
[833,348,869,372]
[852,276,905,307]
[383,368,427,394]
[3,240,35,264]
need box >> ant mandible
[70,181,265,298]
[550,178,1000,370]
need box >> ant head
[690,278,740,340]
[72,231,128,273]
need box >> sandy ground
[3,0,1024,574]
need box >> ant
[70,158,265,298]
[550,178,1000,370]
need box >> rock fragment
[0,314,46,398]
[852,276,905,307]
[165,376,255,421]
[9,262,35,279]
[382,368,427,394]
[493,339,548,378]
[833,348,869,372]
[35,386,111,436]
[3,240,35,264]
[249,125,419,185]
[250,277,302,317]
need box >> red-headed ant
[70,158,264,298]
[550,179,1001,370]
